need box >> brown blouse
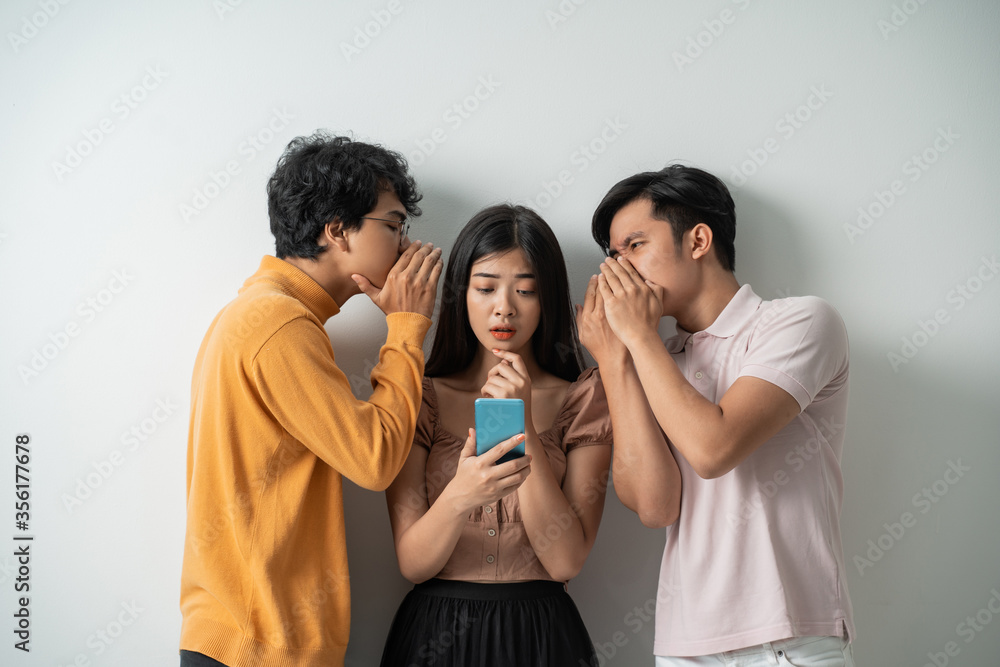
[413,366,612,583]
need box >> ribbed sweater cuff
[386,311,432,346]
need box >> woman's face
[465,248,541,356]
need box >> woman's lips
[490,328,515,340]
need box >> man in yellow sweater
[179,133,443,667]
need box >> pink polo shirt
[654,285,855,657]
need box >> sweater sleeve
[252,311,432,491]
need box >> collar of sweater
[245,256,341,323]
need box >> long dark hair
[426,204,583,382]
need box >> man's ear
[324,220,350,253]
[689,223,714,261]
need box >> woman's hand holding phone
[441,428,532,515]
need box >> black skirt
[379,578,598,667]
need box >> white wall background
[2,1,998,665]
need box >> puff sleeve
[555,367,613,453]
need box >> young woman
[380,204,612,666]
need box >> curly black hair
[267,132,422,259]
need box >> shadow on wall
[733,189,999,664]
[731,188,810,298]
[840,343,1000,665]
[733,189,1000,662]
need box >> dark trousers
[180,650,228,667]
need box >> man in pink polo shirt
[576,165,855,666]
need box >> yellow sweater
[180,256,430,666]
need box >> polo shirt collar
[664,284,761,353]
[248,256,341,322]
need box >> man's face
[344,189,409,288]
[607,198,689,316]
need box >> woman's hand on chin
[481,349,532,402]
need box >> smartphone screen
[474,398,525,463]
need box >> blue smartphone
[474,398,525,464]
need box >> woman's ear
[689,223,714,261]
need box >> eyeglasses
[360,216,409,239]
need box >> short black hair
[591,164,736,272]
[427,204,584,382]
[267,132,421,259]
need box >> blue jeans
[655,636,855,666]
